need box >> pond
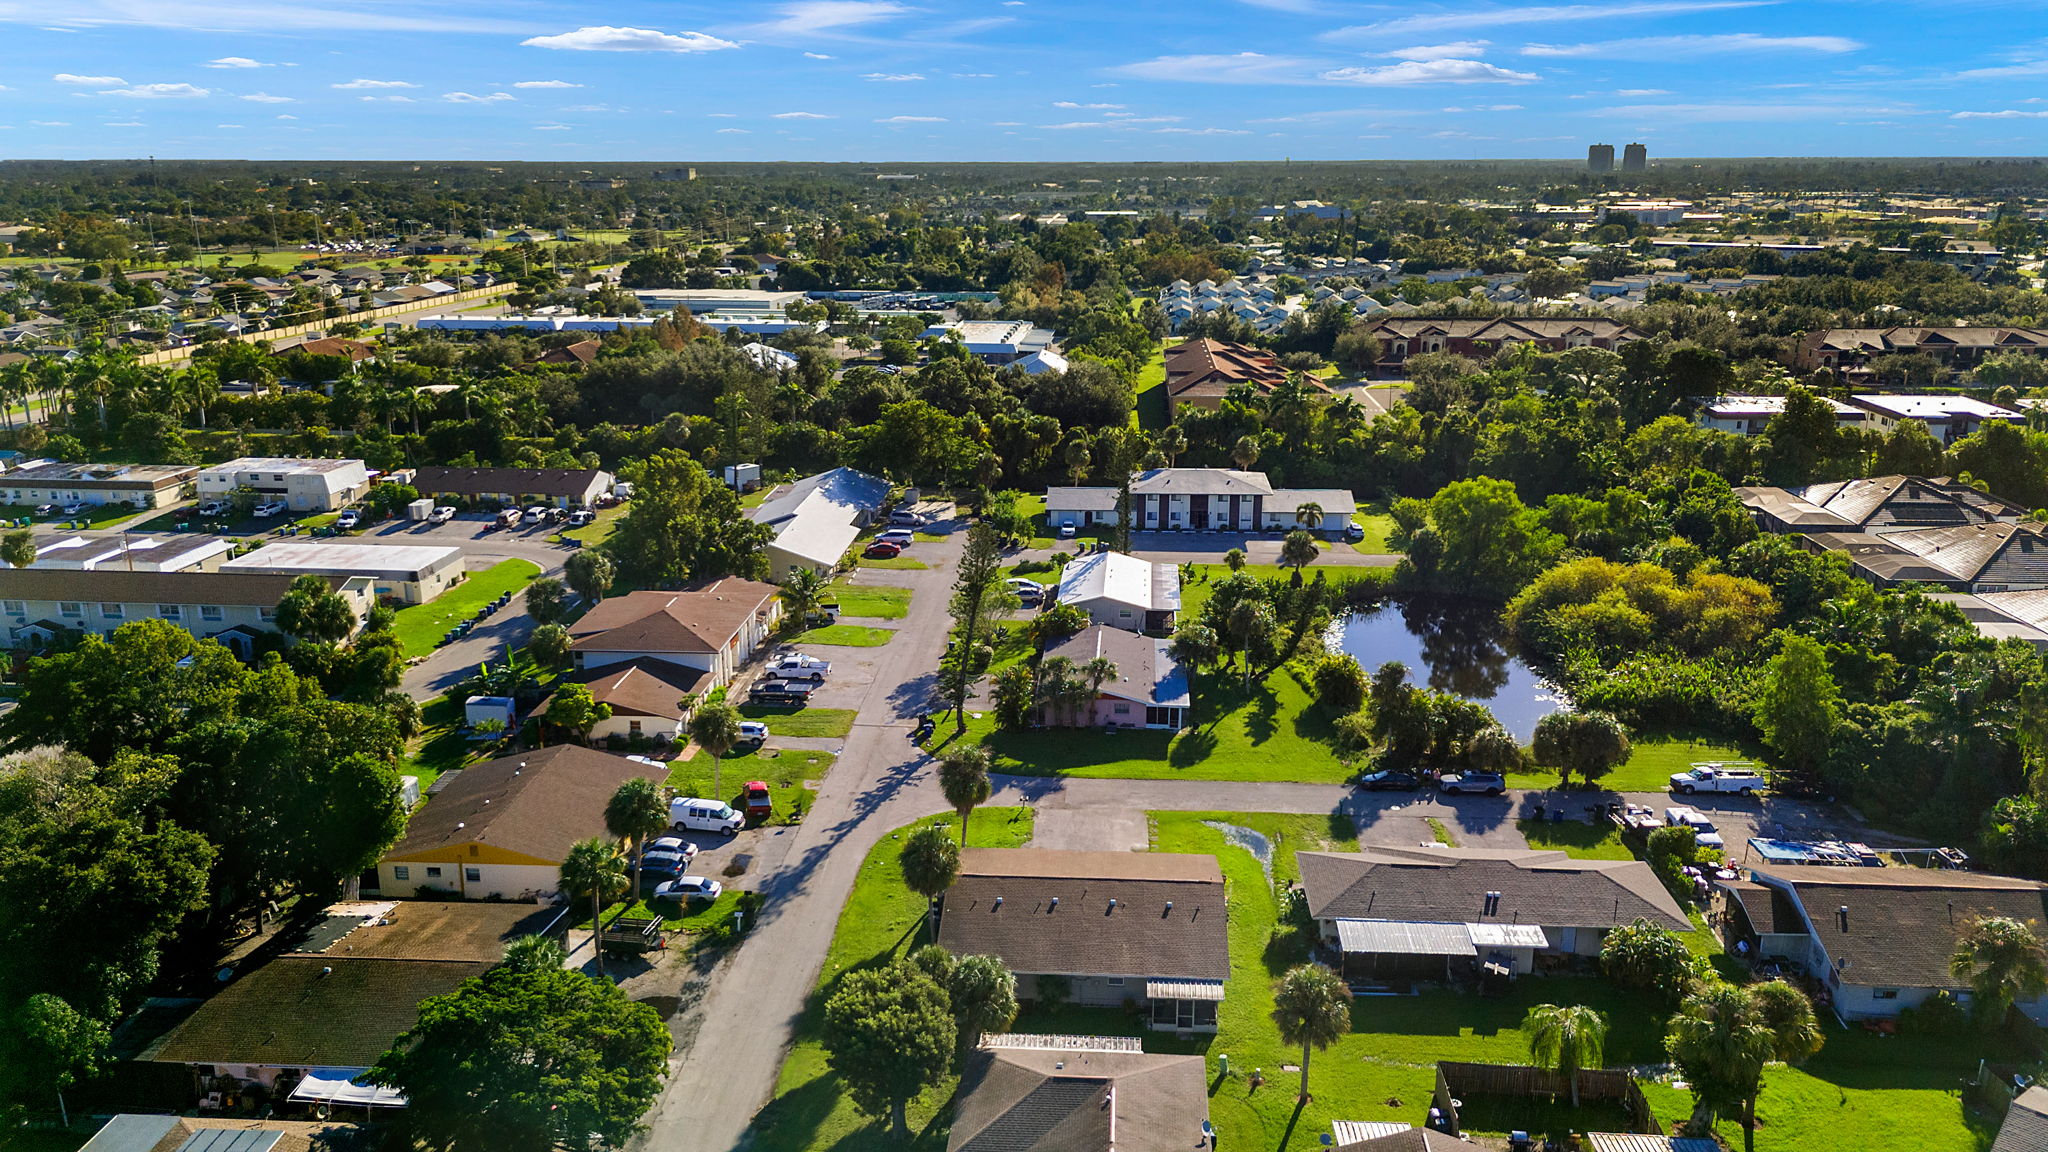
[1328,600,1568,742]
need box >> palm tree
[778,566,825,623]
[1280,530,1320,572]
[1036,656,1078,726]
[1524,1003,1608,1108]
[938,744,993,846]
[1155,424,1187,467]
[689,700,744,801]
[1083,656,1119,721]
[899,823,960,941]
[605,777,671,899]
[1230,434,1260,472]
[1950,915,2048,1027]
[499,933,567,973]
[1271,963,1352,1101]
[559,837,628,980]
[1293,501,1325,533]
[1665,979,1822,1152]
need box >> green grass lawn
[0,502,145,530]
[738,707,857,739]
[974,663,1352,783]
[1133,342,1170,430]
[858,555,930,570]
[398,696,474,787]
[1350,511,1397,553]
[789,623,895,647]
[747,807,1037,1152]
[1517,818,1635,859]
[388,558,542,658]
[825,582,912,619]
[664,748,834,824]
[557,503,625,547]
[1506,731,1760,794]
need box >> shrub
[1311,653,1369,713]
[1600,919,1702,1005]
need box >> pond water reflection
[1328,599,1568,741]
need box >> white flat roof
[1704,394,1861,418]
[1851,394,2023,420]
[220,541,462,579]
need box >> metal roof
[173,1129,284,1152]
[1465,923,1550,949]
[1334,919,1475,957]
[1332,1122,1413,1145]
[1144,979,1225,1001]
[1584,1135,1720,1152]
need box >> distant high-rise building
[1588,144,1615,173]
[1623,143,1648,172]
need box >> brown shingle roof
[948,1048,1208,1152]
[382,745,665,864]
[569,579,778,655]
[1750,864,2048,991]
[1993,1085,2048,1152]
[937,850,1229,981]
[1298,846,1690,933]
[1162,338,1287,409]
[543,657,704,720]
[1717,878,1803,936]
[147,957,484,1067]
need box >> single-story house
[1055,551,1180,633]
[947,1041,1210,1152]
[1718,863,2048,1023]
[747,466,891,583]
[0,462,197,510]
[406,466,613,509]
[220,542,464,604]
[1046,468,1355,535]
[1991,1084,2048,1152]
[540,656,704,744]
[137,900,563,1107]
[76,1115,362,1152]
[567,578,782,689]
[197,457,370,512]
[373,745,666,899]
[937,849,1230,1033]
[536,339,600,367]
[0,568,372,653]
[1298,846,1691,980]
[1038,624,1191,730]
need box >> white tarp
[288,1067,408,1108]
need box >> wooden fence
[1433,1061,1660,1137]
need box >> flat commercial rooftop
[221,542,462,579]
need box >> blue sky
[0,0,2044,161]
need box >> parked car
[669,797,744,835]
[654,876,723,903]
[888,509,931,528]
[1356,769,1422,791]
[626,754,666,767]
[429,505,457,524]
[1006,577,1046,594]
[1344,522,1366,543]
[637,853,685,878]
[1669,763,1764,796]
[1663,806,1726,850]
[875,528,916,547]
[253,501,288,518]
[31,503,54,516]
[567,509,596,527]
[1057,524,1076,539]
[1438,772,1507,796]
[495,508,523,529]
[522,505,550,525]
[742,781,773,822]
[335,509,361,530]
[767,652,832,680]
[736,720,770,746]
[645,835,697,863]
[864,541,903,559]
[195,500,228,518]
[750,679,818,706]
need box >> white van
[1663,806,1726,850]
[670,797,743,835]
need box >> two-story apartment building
[196,457,371,512]
[0,462,196,509]
[0,568,371,655]
[567,578,781,689]
[1046,468,1356,536]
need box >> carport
[1332,918,1549,981]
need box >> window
[1118,608,1133,618]
[425,866,443,878]
[464,867,481,883]
[259,607,277,622]
[158,605,182,620]
[2,600,21,615]
[1113,702,1131,714]
[392,866,410,881]
[1873,988,1900,1000]
[1105,977,1124,987]
[59,602,82,619]
[100,604,124,619]
[200,605,223,622]
[629,719,643,736]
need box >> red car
[742,781,773,822]
[864,541,902,559]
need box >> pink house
[1037,625,1192,731]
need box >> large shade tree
[820,962,956,1135]
[1950,915,2048,1028]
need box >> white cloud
[1329,1,1766,39]
[53,73,123,85]
[1443,103,1523,111]
[1594,101,1907,122]
[1525,34,1860,57]
[1377,41,1490,60]
[204,57,268,68]
[1953,109,2048,119]
[358,95,415,103]
[241,92,294,103]
[31,121,70,126]
[773,110,834,118]
[98,82,210,98]
[522,26,738,52]
[804,52,835,59]
[1152,126,1251,135]
[105,120,144,126]
[715,127,750,133]
[214,122,243,128]
[20,1,530,35]
[276,114,297,120]
[513,80,582,89]
[1113,53,1318,84]
[753,1,908,35]
[535,122,573,130]
[862,72,924,81]
[1322,59,1537,85]
[877,114,946,122]
[561,103,613,112]
[1613,88,1670,96]
[1954,59,2048,80]
[333,78,416,89]
[443,91,514,103]
[952,72,994,77]
[1055,100,1124,108]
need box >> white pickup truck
[1669,762,1764,796]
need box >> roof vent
[455,822,465,830]
[319,966,332,978]
[993,896,1003,909]
[1164,901,1174,914]
[1837,905,1850,932]
[1107,898,1118,913]
[1049,896,1059,911]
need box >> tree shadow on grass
[744,1073,844,1152]
[1169,726,1219,769]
